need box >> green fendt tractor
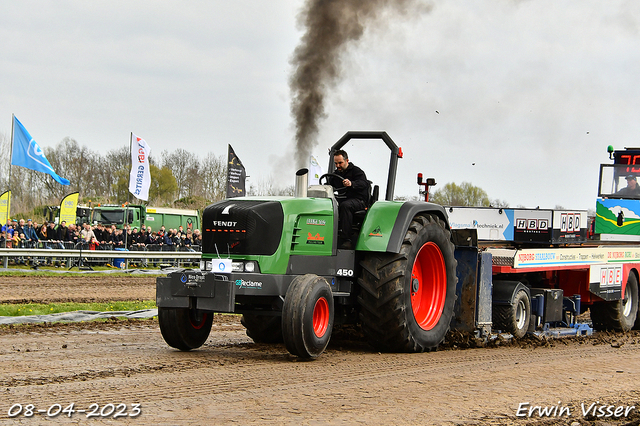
[156,131,458,358]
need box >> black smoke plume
[289,0,428,167]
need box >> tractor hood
[202,199,284,256]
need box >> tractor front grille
[202,200,284,256]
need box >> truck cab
[91,205,145,229]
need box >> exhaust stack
[295,168,309,198]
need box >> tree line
[0,135,234,218]
[0,133,512,220]
[429,182,509,208]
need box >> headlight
[230,260,259,272]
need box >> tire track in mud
[0,326,247,387]
[3,325,639,425]
[0,330,625,390]
[3,276,640,424]
[0,275,156,304]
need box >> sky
[1,0,640,211]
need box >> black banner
[227,144,246,198]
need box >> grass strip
[0,300,157,317]
[0,270,164,277]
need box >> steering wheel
[319,173,348,196]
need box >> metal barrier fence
[0,242,202,269]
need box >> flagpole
[8,114,14,220]
[128,132,133,205]
[9,114,13,190]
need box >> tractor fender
[356,201,449,253]
[385,201,450,253]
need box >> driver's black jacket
[328,162,369,203]
[615,186,640,198]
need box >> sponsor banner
[0,191,10,225]
[512,246,640,271]
[129,133,151,201]
[214,258,232,274]
[595,198,640,237]
[446,207,512,241]
[235,278,262,289]
[227,144,246,198]
[552,210,588,243]
[59,192,79,225]
[589,265,623,288]
[447,207,587,244]
[513,209,551,243]
[554,211,583,233]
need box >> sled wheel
[358,214,457,352]
[241,313,284,343]
[591,272,639,332]
[493,290,531,339]
[282,274,334,358]
[158,307,213,351]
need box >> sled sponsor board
[447,207,587,244]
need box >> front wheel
[590,273,639,332]
[158,307,213,350]
[282,274,334,358]
[358,214,457,352]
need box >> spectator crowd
[0,218,202,252]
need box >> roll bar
[327,131,402,201]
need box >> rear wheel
[590,273,639,332]
[158,307,213,350]
[358,214,457,352]
[282,274,334,358]
[241,313,283,343]
[493,290,531,338]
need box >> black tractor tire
[590,273,639,332]
[282,274,334,358]
[492,290,531,338]
[241,313,284,343]
[158,307,213,351]
[358,214,457,353]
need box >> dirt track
[0,275,155,304]
[1,276,640,425]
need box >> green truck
[91,205,200,232]
[44,205,93,225]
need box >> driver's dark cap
[627,175,637,180]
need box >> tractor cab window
[599,164,640,199]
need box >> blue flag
[11,116,70,186]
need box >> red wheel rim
[190,312,208,330]
[313,297,330,338]
[410,242,447,331]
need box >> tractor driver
[329,150,369,250]
[616,175,640,198]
